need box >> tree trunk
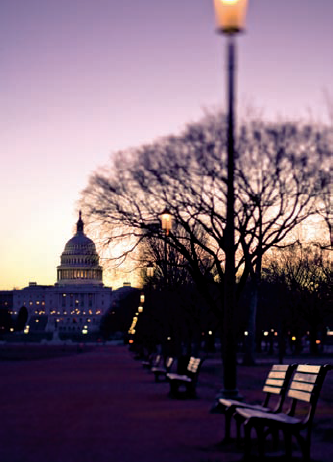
[309,325,319,355]
[242,281,258,365]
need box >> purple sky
[1,0,332,290]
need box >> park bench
[151,356,174,382]
[167,356,204,398]
[235,364,332,461]
[212,363,296,441]
[142,353,161,370]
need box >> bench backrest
[262,363,296,411]
[149,354,161,368]
[165,357,174,371]
[186,357,203,381]
[286,364,332,424]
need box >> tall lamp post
[160,209,172,354]
[213,0,248,398]
[160,209,172,288]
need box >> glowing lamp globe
[146,263,154,278]
[213,0,248,34]
[160,209,172,234]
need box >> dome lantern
[76,210,84,234]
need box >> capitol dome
[57,212,103,286]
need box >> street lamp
[213,0,248,398]
[160,209,172,236]
[146,262,154,278]
[213,0,247,34]
[160,209,172,287]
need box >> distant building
[0,291,13,310]
[12,212,112,334]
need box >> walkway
[0,344,332,462]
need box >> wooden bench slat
[293,372,317,383]
[296,364,321,374]
[288,388,312,402]
[271,364,290,371]
[267,371,288,379]
[265,378,285,387]
[262,385,284,395]
[291,382,315,393]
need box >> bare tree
[314,168,332,248]
[81,111,331,367]
[235,121,330,363]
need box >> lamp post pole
[164,230,168,288]
[223,33,237,396]
[160,210,172,354]
[213,0,248,398]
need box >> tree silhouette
[81,111,331,366]
[263,243,332,355]
[15,306,28,332]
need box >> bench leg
[283,429,293,459]
[256,425,266,459]
[169,381,179,397]
[231,411,244,446]
[185,382,196,398]
[243,421,252,459]
[224,409,233,442]
[296,431,311,462]
[271,428,280,449]
[235,414,245,446]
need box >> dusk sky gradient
[1,0,332,290]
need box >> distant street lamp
[160,209,172,287]
[213,0,248,398]
[146,262,155,278]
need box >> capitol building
[12,212,113,334]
